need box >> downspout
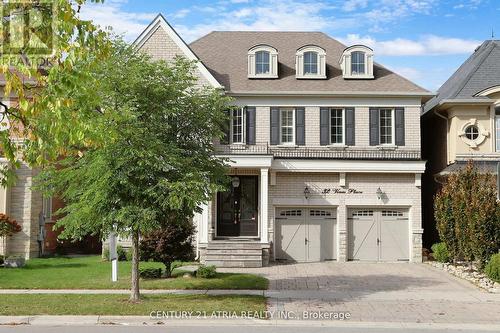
[433,109,449,185]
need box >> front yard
[0,256,268,290]
[0,294,266,316]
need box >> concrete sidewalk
[0,289,265,296]
[1,315,500,331]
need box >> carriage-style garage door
[348,209,409,261]
[275,208,336,262]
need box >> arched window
[303,51,318,74]
[248,45,278,78]
[351,51,366,75]
[296,45,326,79]
[255,50,270,74]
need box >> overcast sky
[79,0,499,91]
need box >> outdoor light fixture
[304,186,310,199]
[231,176,240,188]
[376,187,383,200]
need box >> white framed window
[351,51,366,75]
[296,45,326,79]
[231,108,245,144]
[496,107,500,152]
[340,45,374,79]
[42,197,52,221]
[303,51,318,75]
[255,51,270,75]
[379,108,395,145]
[280,108,295,145]
[329,108,345,145]
[248,45,278,78]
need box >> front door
[217,176,258,237]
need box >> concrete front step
[204,241,265,267]
[204,258,263,268]
[206,249,263,255]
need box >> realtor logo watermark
[1,0,56,56]
[150,310,351,321]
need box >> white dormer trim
[475,85,500,97]
[133,14,222,89]
[248,44,278,79]
[340,45,374,79]
[296,45,326,79]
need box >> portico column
[200,202,209,243]
[260,168,269,244]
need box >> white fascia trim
[218,155,273,168]
[439,99,494,106]
[271,159,426,173]
[133,14,222,89]
[227,91,434,98]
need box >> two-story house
[135,15,432,267]
[422,40,500,248]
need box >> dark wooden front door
[217,176,259,237]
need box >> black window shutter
[369,108,380,146]
[246,106,256,145]
[295,107,305,145]
[320,107,329,145]
[270,107,280,145]
[221,109,230,144]
[345,107,355,146]
[395,107,405,146]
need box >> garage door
[348,209,409,261]
[275,208,336,262]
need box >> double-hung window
[255,51,270,75]
[351,51,366,75]
[329,108,345,145]
[496,106,500,152]
[280,108,295,145]
[379,108,395,145]
[303,51,318,75]
[231,108,245,144]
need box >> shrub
[140,213,195,278]
[484,253,500,283]
[117,245,128,261]
[434,161,500,267]
[125,248,133,261]
[0,255,4,265]
[431,242,450,263]
[139,268,162,279]
[197,265,217,279]
[103,246,110,261]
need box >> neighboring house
[422,40,500,248]
[135,15,432,267]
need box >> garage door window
[309,210,332,217]
[382,210,403,217]
[280,209,302,217]
[352,210,373,217]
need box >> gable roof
[189,31,430,97]
[134,14,222,88]
[423,40,500,114]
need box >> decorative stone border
[427,261,500,293]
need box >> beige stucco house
[422,40,500,247]
[135,15,432,267]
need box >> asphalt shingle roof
[189,31,429,95]
[423,40,500,114]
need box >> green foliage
[140,213,196,277]
[197,265,217,279]
[434,162,500,267]
[139,268,162,279]
[484,253,500,283]
[116,245,128,261]
[0,1,112,185]
[102,247,110,261]
[431,242,450,263]
[102,245,131,261]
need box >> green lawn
[0,294,267,316]
[0,256,268,290]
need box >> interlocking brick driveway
[220,262,500,324]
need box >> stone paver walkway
[219,262,500,324]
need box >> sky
[79,0,499,91]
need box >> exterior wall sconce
[376,187,383,200]
[231,176,240,188]
[304,186,310,199]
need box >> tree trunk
[164,262,172,278]
[130,229,140,302]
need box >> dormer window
[296,45,326,79]
[255,51,270,74]
[340,45,374,79]
[248,45,278,78]
[351,51,365,75]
